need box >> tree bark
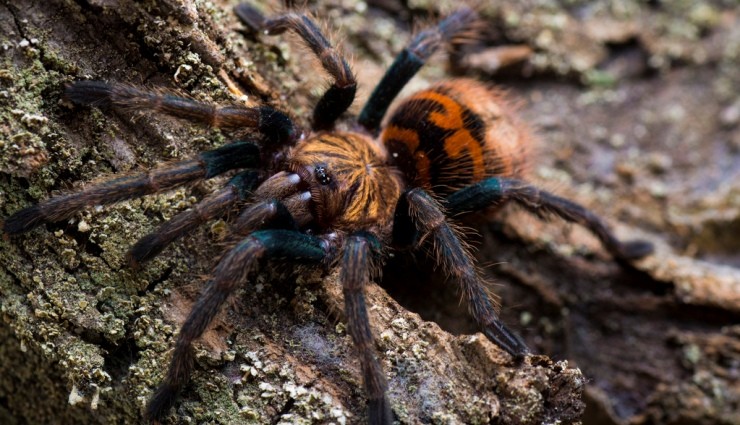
[0,1,737,424]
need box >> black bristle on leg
[66,81,296,145]
[358,8,478,133]
[358,50,423,133]
[145,336,197,422]
[618,240,655,260]
[126,170,263,268]
[146,382,183,422]
[445,177,654,261]
[401,188,530,357]
[145,230,327,420]
[391,191,418,249]
[480,310,530,360]
[234,3,266,32]
[231,199,298,236]
[368,395,394,425]
[258,106,298,146]
[312,84,357,131]
[342,233,394,423]
[128,233,176,270]
[65,80,116,108]
[199,141,261,178]
[235,4,357,131]
[4,142,261,235]
[3,205,45,235]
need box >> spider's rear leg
[445,177,654,261]
[127,170,264,268]
[3,142,260,235]
[342,232,393,425]
[395,188,530,358]
[358,8,478,133]
[66,81,296,145]
[146,229,329,422]
[235,3,356,131]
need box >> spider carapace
[3,4,653,424]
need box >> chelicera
[3,3,653,423]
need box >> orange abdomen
[381,79,531,196]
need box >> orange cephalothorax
[382,78,531,195]
[288,132,402,231]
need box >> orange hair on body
[288,132,403,234]
[381,78,532,196]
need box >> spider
[3,3,653,424]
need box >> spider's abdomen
[382,79,531,196]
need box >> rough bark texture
[0,0,738,424]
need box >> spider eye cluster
[315,165,332,185]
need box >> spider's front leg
[445,177,654,261]
[146,228,329,421]
[129,167,313,267]
[3,142,260,235]
[394,188,530,358]
[66,81,296,144]
[358,8,478,133]
[236,3,356,131]
[127,170,264,268]
[341,232,393,425]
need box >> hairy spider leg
[145,229,329,421]
[127,170,264,268]
[3,142,260,235]
[230,198,299,235]
[445,177,655,260]
[341,232,393,425]
[236,3,357,131]
[65,81,296,145]
[358,8,478,133]
[395,188,530,357]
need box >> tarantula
[4,3,653,423]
